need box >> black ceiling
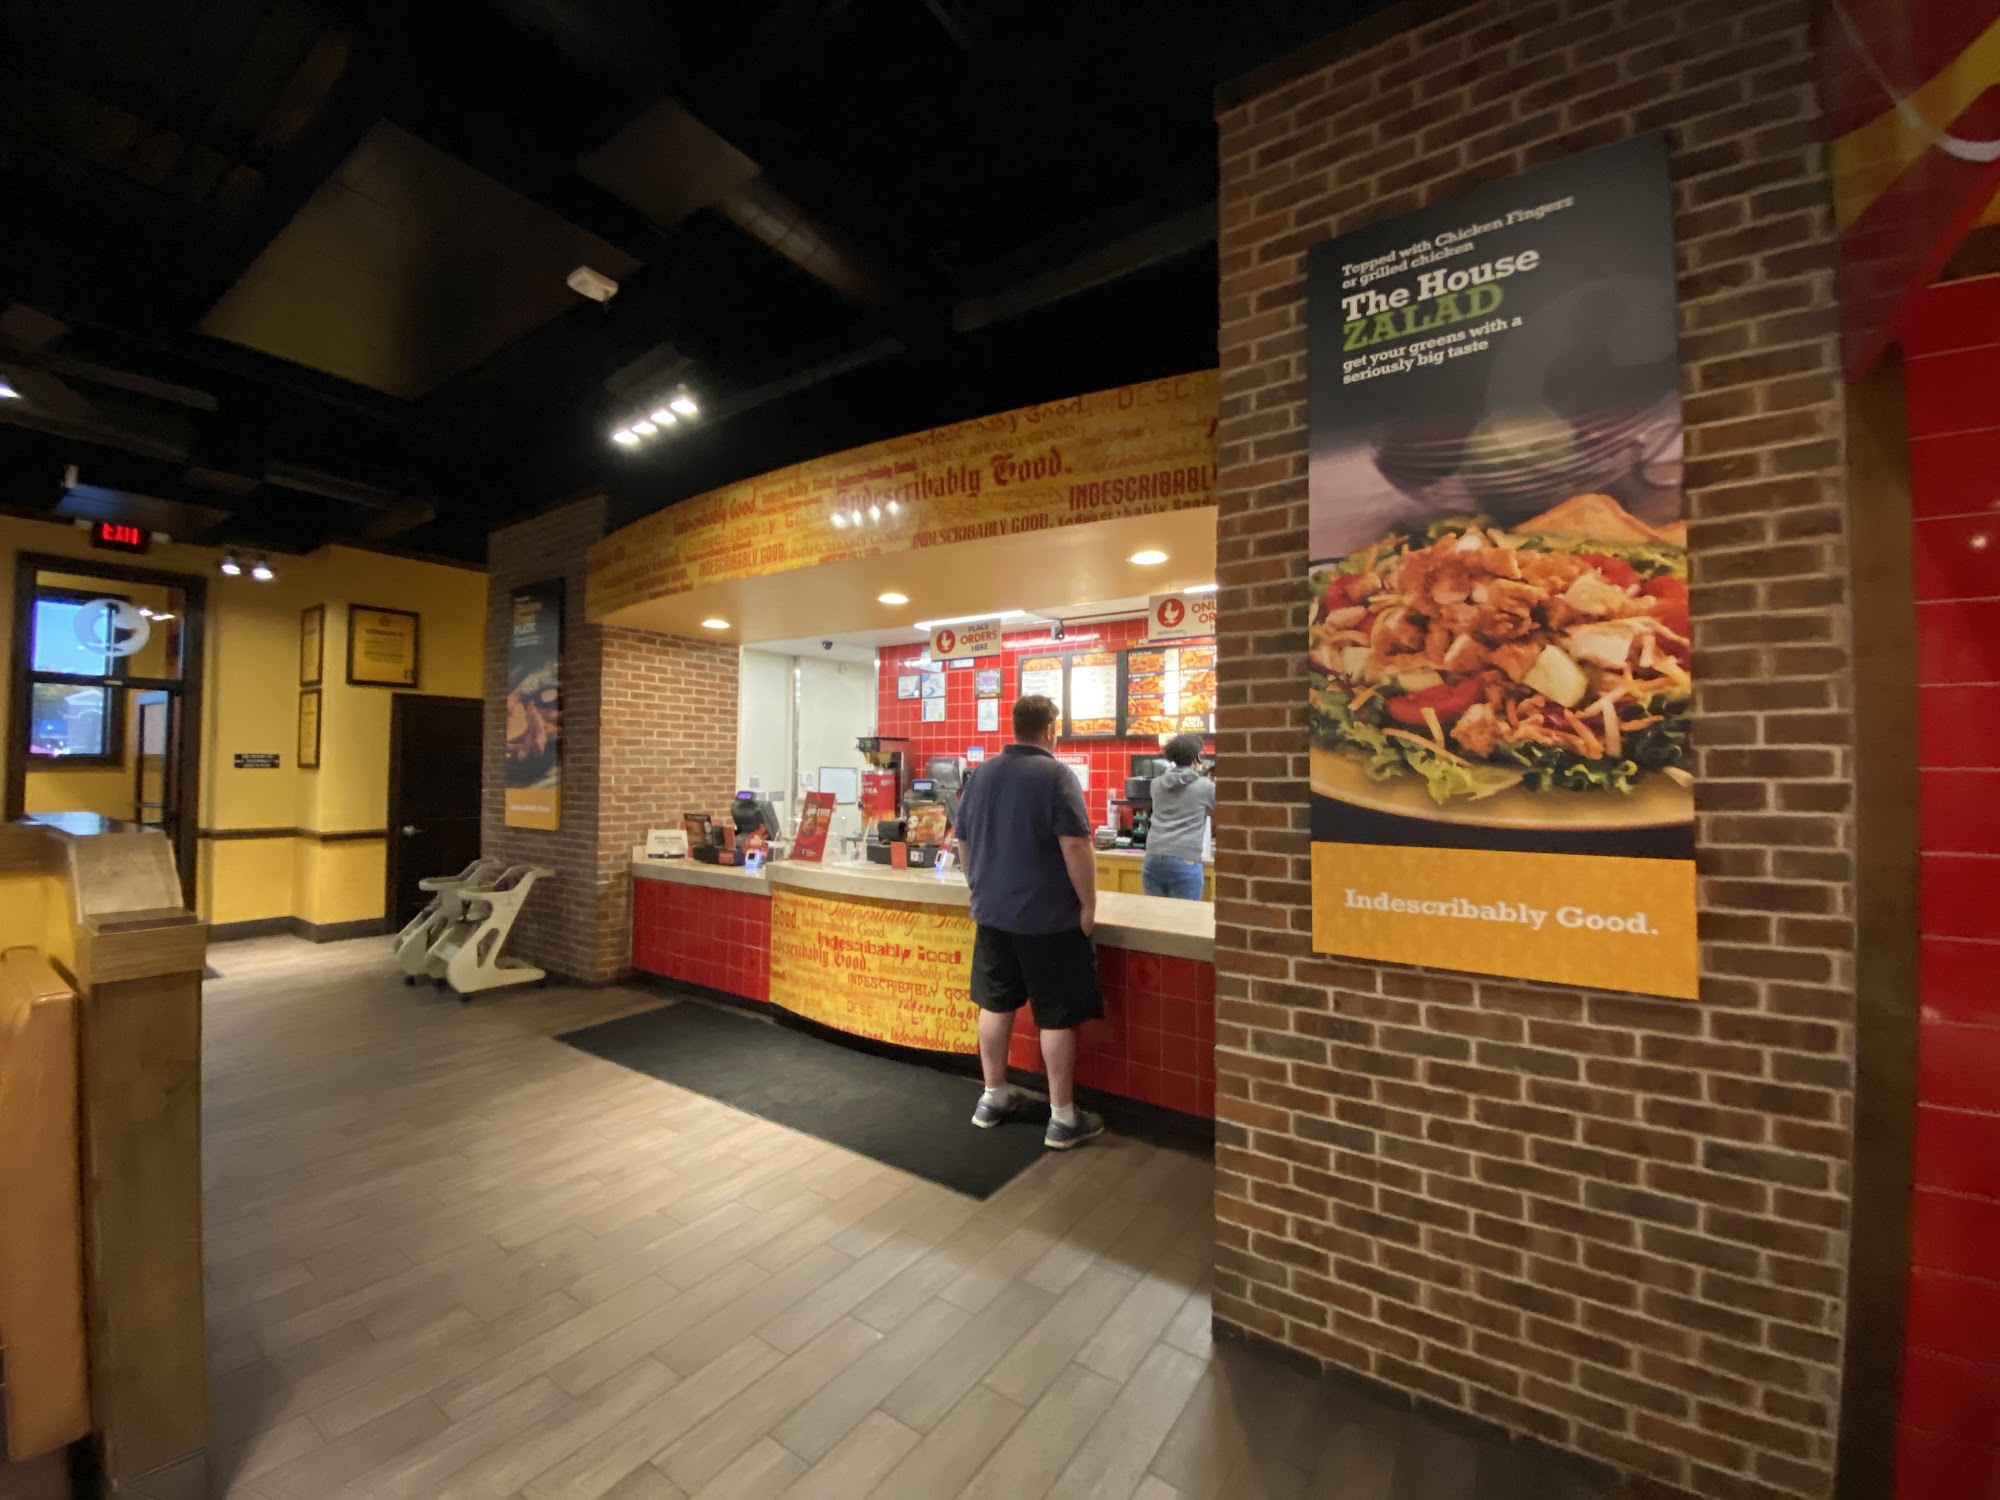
[0,0,1378,563]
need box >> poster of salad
[1305,136,1696,999]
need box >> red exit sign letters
[90,521,151,554]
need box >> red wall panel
[875,615,1213,829]
[1901,277,2000,1500]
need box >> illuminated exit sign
[90,521,151,554]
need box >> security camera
[821,639,834,651]
[1051,620,1066,640]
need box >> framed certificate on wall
[347,604,420,687]
[297,689,321,769]
[299,604,324,686]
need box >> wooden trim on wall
[1834,354,1921,1499]
[196,827,388,843]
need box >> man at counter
[952,694,1106,1150]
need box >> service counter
[631,857,1215,1119]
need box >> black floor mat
[556,1000,1051,1198]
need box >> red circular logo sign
[935,628,957,654]
[1156,598,1185,628]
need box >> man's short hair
[1163,733,1203,767]
[1012,695,1060,742]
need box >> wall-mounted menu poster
[1305,135,1695,999]
[1125,644,1217,738]
[1065,652,1120,738]
[1018,654,1064,714]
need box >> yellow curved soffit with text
[585,370,1219,622]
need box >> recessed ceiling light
[878,592,908,605]
[649,408,677,427]
[701,618,730,630]
[1129,549,1168,565]
[612,428,639,446]
[634,420,659,437]
[831,513,848,529]
[670,394,698,417]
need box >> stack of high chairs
[411,863,555,998]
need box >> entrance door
[6,554,204,907]
[385,695,484,929]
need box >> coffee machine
[856,737,912,838]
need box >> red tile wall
[631,875,1217,1119]
[631,878,771,1002]
[876,616,1214,829]
[1899,275,2000,1500]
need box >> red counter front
[631,863,1215,1120]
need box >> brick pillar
[1212,5,1854,1499]
[484,497,739,981]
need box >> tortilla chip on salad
[1651,519,1688,548]
[1520,493,1657,545]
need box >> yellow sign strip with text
[768,888,979,1053]
[587,370,1218,619]
[1311,844,1699,1000]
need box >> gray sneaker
[1044,1110,1105,1151]
[971,1092,1017,1129]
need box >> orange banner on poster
[767,889,978,1053]
[586,371,1218,620]
[1312,844,1698,1000]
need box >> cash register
[690,792,783,866]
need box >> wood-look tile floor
[201,937,1614,1500]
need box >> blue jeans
[1141,853,1205,900]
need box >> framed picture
[299,604,324,686]
[297,689,321,769]
[896,674,920,700]
[347,604,420,687]
[922,696,946,723]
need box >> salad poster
[1305,136,1697,999]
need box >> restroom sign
[1148,591,1216,641]
[930,619,1000,659]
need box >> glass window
[31,596,120,676]
[29,682,111,758]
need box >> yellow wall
[1,517,486,928]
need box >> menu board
[1124,643,1217,737]
[1066,652,1120,738]
[1019,654,1065,714]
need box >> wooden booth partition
[0,816,209,1500]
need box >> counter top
[632,856,1212,961]
[630,859,769,892]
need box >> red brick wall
[1896,277,2000,1500]
[877,616,1215,827]
[485,497,739,981]
[1212,5,1854,1498]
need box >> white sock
[1051,1103,1078,1127]
[981,1086,1012,1107]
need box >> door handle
[401,825,421,836]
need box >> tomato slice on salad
[1316,574,1369,619]
[1639,575,1690,637]
[1384,676,1483,727]
[1578,553,1640,589]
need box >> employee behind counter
[1142,733,1214,901]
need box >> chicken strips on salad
[1307,495,1692,805]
